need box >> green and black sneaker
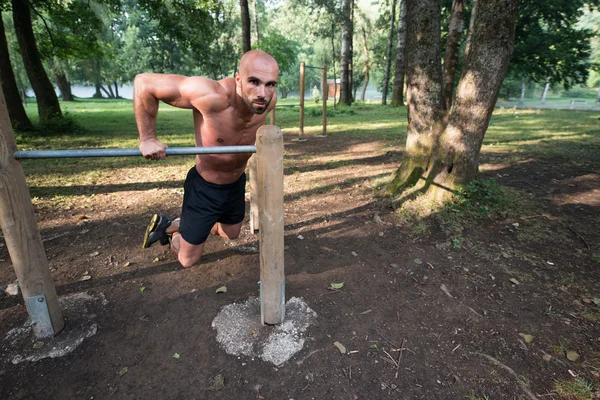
[142,214,173,248]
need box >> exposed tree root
[474,352,539,400]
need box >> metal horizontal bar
[275,104,300,108]
[305,65,324,70]
[14,146,257,160]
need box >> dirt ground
[0,132,599,399]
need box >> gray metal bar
[13,145,256,160]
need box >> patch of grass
[466,392,490,400]
[554,378,595,400]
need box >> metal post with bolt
[0,86,64,339]
[256,125,285,324]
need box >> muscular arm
[133,73,228,160]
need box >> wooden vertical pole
[256,125,285,324]
[248,154,259,233]
[269,109,275,125]
[0,86,64,338]
[299,62,305,140]
[321,64,328,136]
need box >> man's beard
[241,90,271,115]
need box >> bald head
[236,50,279,115]
[239,50,279,76]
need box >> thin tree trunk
[519,77,525,104]
[541,77,550,104]
[12,0,62,122]
[240,0,251,53]
[252,0,260,44]
[442,0,466,110]
[596,83,599,105]
[392,0,407,107]
[53,71,73,101]
[464,0,477,58]
[107,84,115,98]
[100,85,111,98]
[114,82,119,98]
[360,27,370,101]
[340,0,354,106]
[382,0,397,105]
[331,19,338,109]
[0,11,32,130]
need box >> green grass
[13,98,600,203]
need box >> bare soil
[0,133,599,399]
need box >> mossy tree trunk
[390,0,518,204]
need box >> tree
[11,0,62,122]
[0,11,31,129]
[339,0,353,105]
[391,0,406,107]
[240,0,251,53]
[381,0,396,105]
[442,0,466,109]
[508,0,595,92]
[389,0,518,204]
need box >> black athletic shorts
[179,166,246,245]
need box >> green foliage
[554,378,595,400]
[451,179,521,219]
[36,112,84,136]
[511,0,595,89]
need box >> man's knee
[178,252,200,269]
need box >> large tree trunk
[340,0,354,106]
[391,0,407,107]
[53,70,73,102]
[360,27,370,101]
[442,0,466,110]
[382,0,397,105]
[0,11,32,130]
[12,0,62,122]
[390,0,518,204]
[240,0,251,53]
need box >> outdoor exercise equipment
[0,85,285,338]
[269,63,328,140]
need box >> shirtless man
[135,50,279,268]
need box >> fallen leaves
[333,341,346,354]
[215,286,227,293]
[329,282,344,290]
[566,351,580,362]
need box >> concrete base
[2,292,105,364]
[212,297,317,366]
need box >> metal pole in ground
[256,125,285,324]
[0,86,64,338]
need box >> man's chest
[193,109,264,146]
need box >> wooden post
[269,109,275,125]
[256,125,285,324]
[299,62,305,139]
[248,154,259,233]
[0,86,64,338]
[321,64,328,136]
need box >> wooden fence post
[299,62,305,140]
[256,125,285,324]
[321,64,328,136]
[0,86,64,338]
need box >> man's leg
[168,220,242,268]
